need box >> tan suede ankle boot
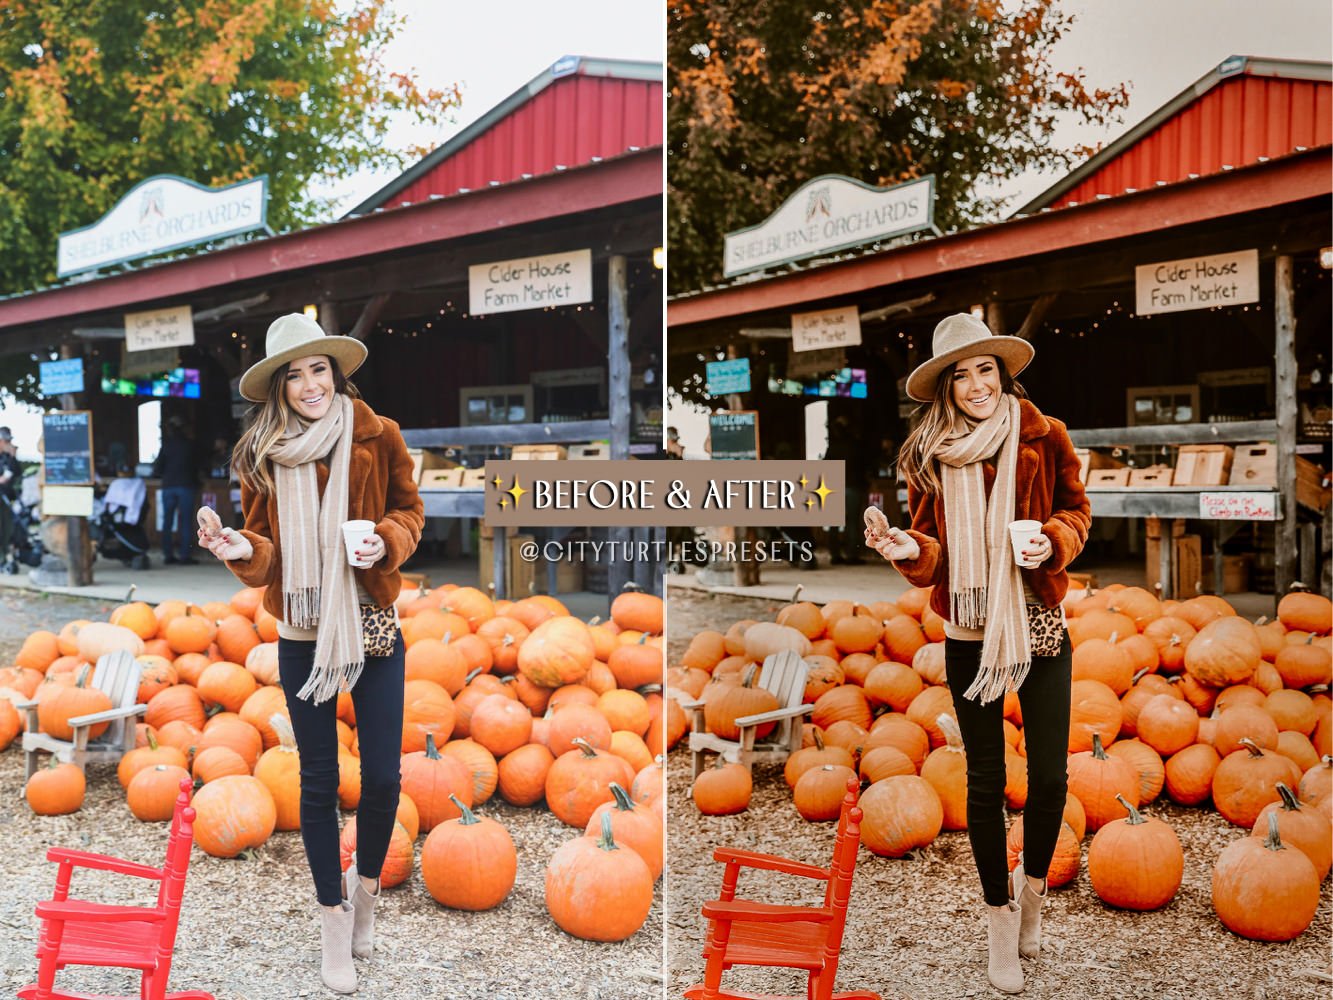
[1011,860,1047,958]
[320,902,357,994]
[344,861,380,960]
[987,902,1024,994]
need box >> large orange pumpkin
[1277,592,1332,635]
[517,616,596,689]
[1184,617,1261,688]
[421,798,517,908]
[191,775,276,857]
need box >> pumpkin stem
[609,782,635,811]
[620,581,642,593]
[1109,631,1118,644]
[637,633,649,646]
[1253,615,1268,626]
[1114,793,1145,825]
[1275,782,1301,812]
[74,663,92,688]
[596,810,619,851]
[1091,733,1109,760]
[1262,810,1286,852]
[425,733,441,759]
[449,793,480,825]
[740,664,760,689]
[464,667,485,685]
[572,736,599,758]
[1131,668,1151,684]
[146,730,160,751]
[790,583,803,604]
[937,714,964,751]
[270,714,297,751]
[813,729,825,752]
[1238,737,1265,758]
[587,616,602,626]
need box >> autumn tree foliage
[668,0,1130,291]
[0,0,461,296]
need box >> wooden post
[59,343,92,586]
[1274,255,1298,597]
[726,345,761,586]
[606,255,631,604]
[985,301,1006,337]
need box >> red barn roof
[350,56,662,215]
[1021,56,1331,213]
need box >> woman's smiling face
[284,355,336,420]
[950,354,1002,420]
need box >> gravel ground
[665,585,1333,1000]
[0,590,663,1000]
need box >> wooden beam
[59,342,92,587]
[985,301,1006,336]
[606,254,632,602]
[1068,421,1277,447]
[860,292,936,324]
[348,294,391,342]
[1014,293,1058,341]
[1274,254,1298,596]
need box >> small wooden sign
[42,411,94,486]
[1199,492,1278,520]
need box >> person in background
[153,415,199,565]
[0,427,20,563]
[665,426,684,459]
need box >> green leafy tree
[0,0,461,298]
[668,0,1130,291]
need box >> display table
[1085,486,1281,598]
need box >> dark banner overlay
[482,460,846,527]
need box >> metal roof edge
[1016,54,1333,215]
[346,56,664,217]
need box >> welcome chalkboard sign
[42,411,94,486]
[708,411,760,461]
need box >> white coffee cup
[341,519,377,568]
[1008,520,1044,568]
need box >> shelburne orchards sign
[723,174,936,277]
[57,175,269,277]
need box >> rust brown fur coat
[895,398,1091,620]
[226,398,424,619]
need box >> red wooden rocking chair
[19,777,216,1000]
[684,775,881,1000]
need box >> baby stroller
[2,478,44,574]
[93,477,152,570]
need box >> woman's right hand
[201,525,253,562]
[871,526,920,562]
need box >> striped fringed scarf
[934,394,1031,703]
[267,394,364,703]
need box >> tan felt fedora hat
[905,313,1034,402]
[238,313,368,403]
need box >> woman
[868,313,1090,995]
[199,313,423,995]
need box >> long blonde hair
[232,356,361,496]
[898,357,1027,496]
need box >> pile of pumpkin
[1,584,669,944]
[671,583,1332,943]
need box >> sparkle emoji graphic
[505,477,528,505]
[810,476,835,509]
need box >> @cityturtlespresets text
[516,539,816,564]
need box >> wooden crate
[1087,468,1131,487]
[1229,444,1276,485]
[1297,457,1330,512]
[1074,448,1124,485]
[1201,554,1251,595]
[1146,533,1202,597]
[1174,444,1233,486]
[568,443,610,460]
[408,448,455,484]
[479,532,535,598]
[419,468,464,490]
[511,444,567,461]
[458,468,488,489]
[1128,465,1174,487]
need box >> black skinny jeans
[278,633,405,906]
[944,632,1072,907]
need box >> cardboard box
[1087,468,1131,487]
[511,444,567,461]
[1074,448,1125,485]
[1128,465,1174,487]
[419,468,464,490]
[479,532,536,598]
[408,448,455,484]
[568,443,610,460]
[1174,444,1233,486]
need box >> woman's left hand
[1022,531,1053,567]
[356,532,386,566]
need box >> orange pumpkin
[517,616,596,689]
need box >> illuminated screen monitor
[101,363,201,398]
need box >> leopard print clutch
[1025,603,1067,658]
[360,603,400,657]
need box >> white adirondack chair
[17,650,146,779]
[683,649,813,777]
